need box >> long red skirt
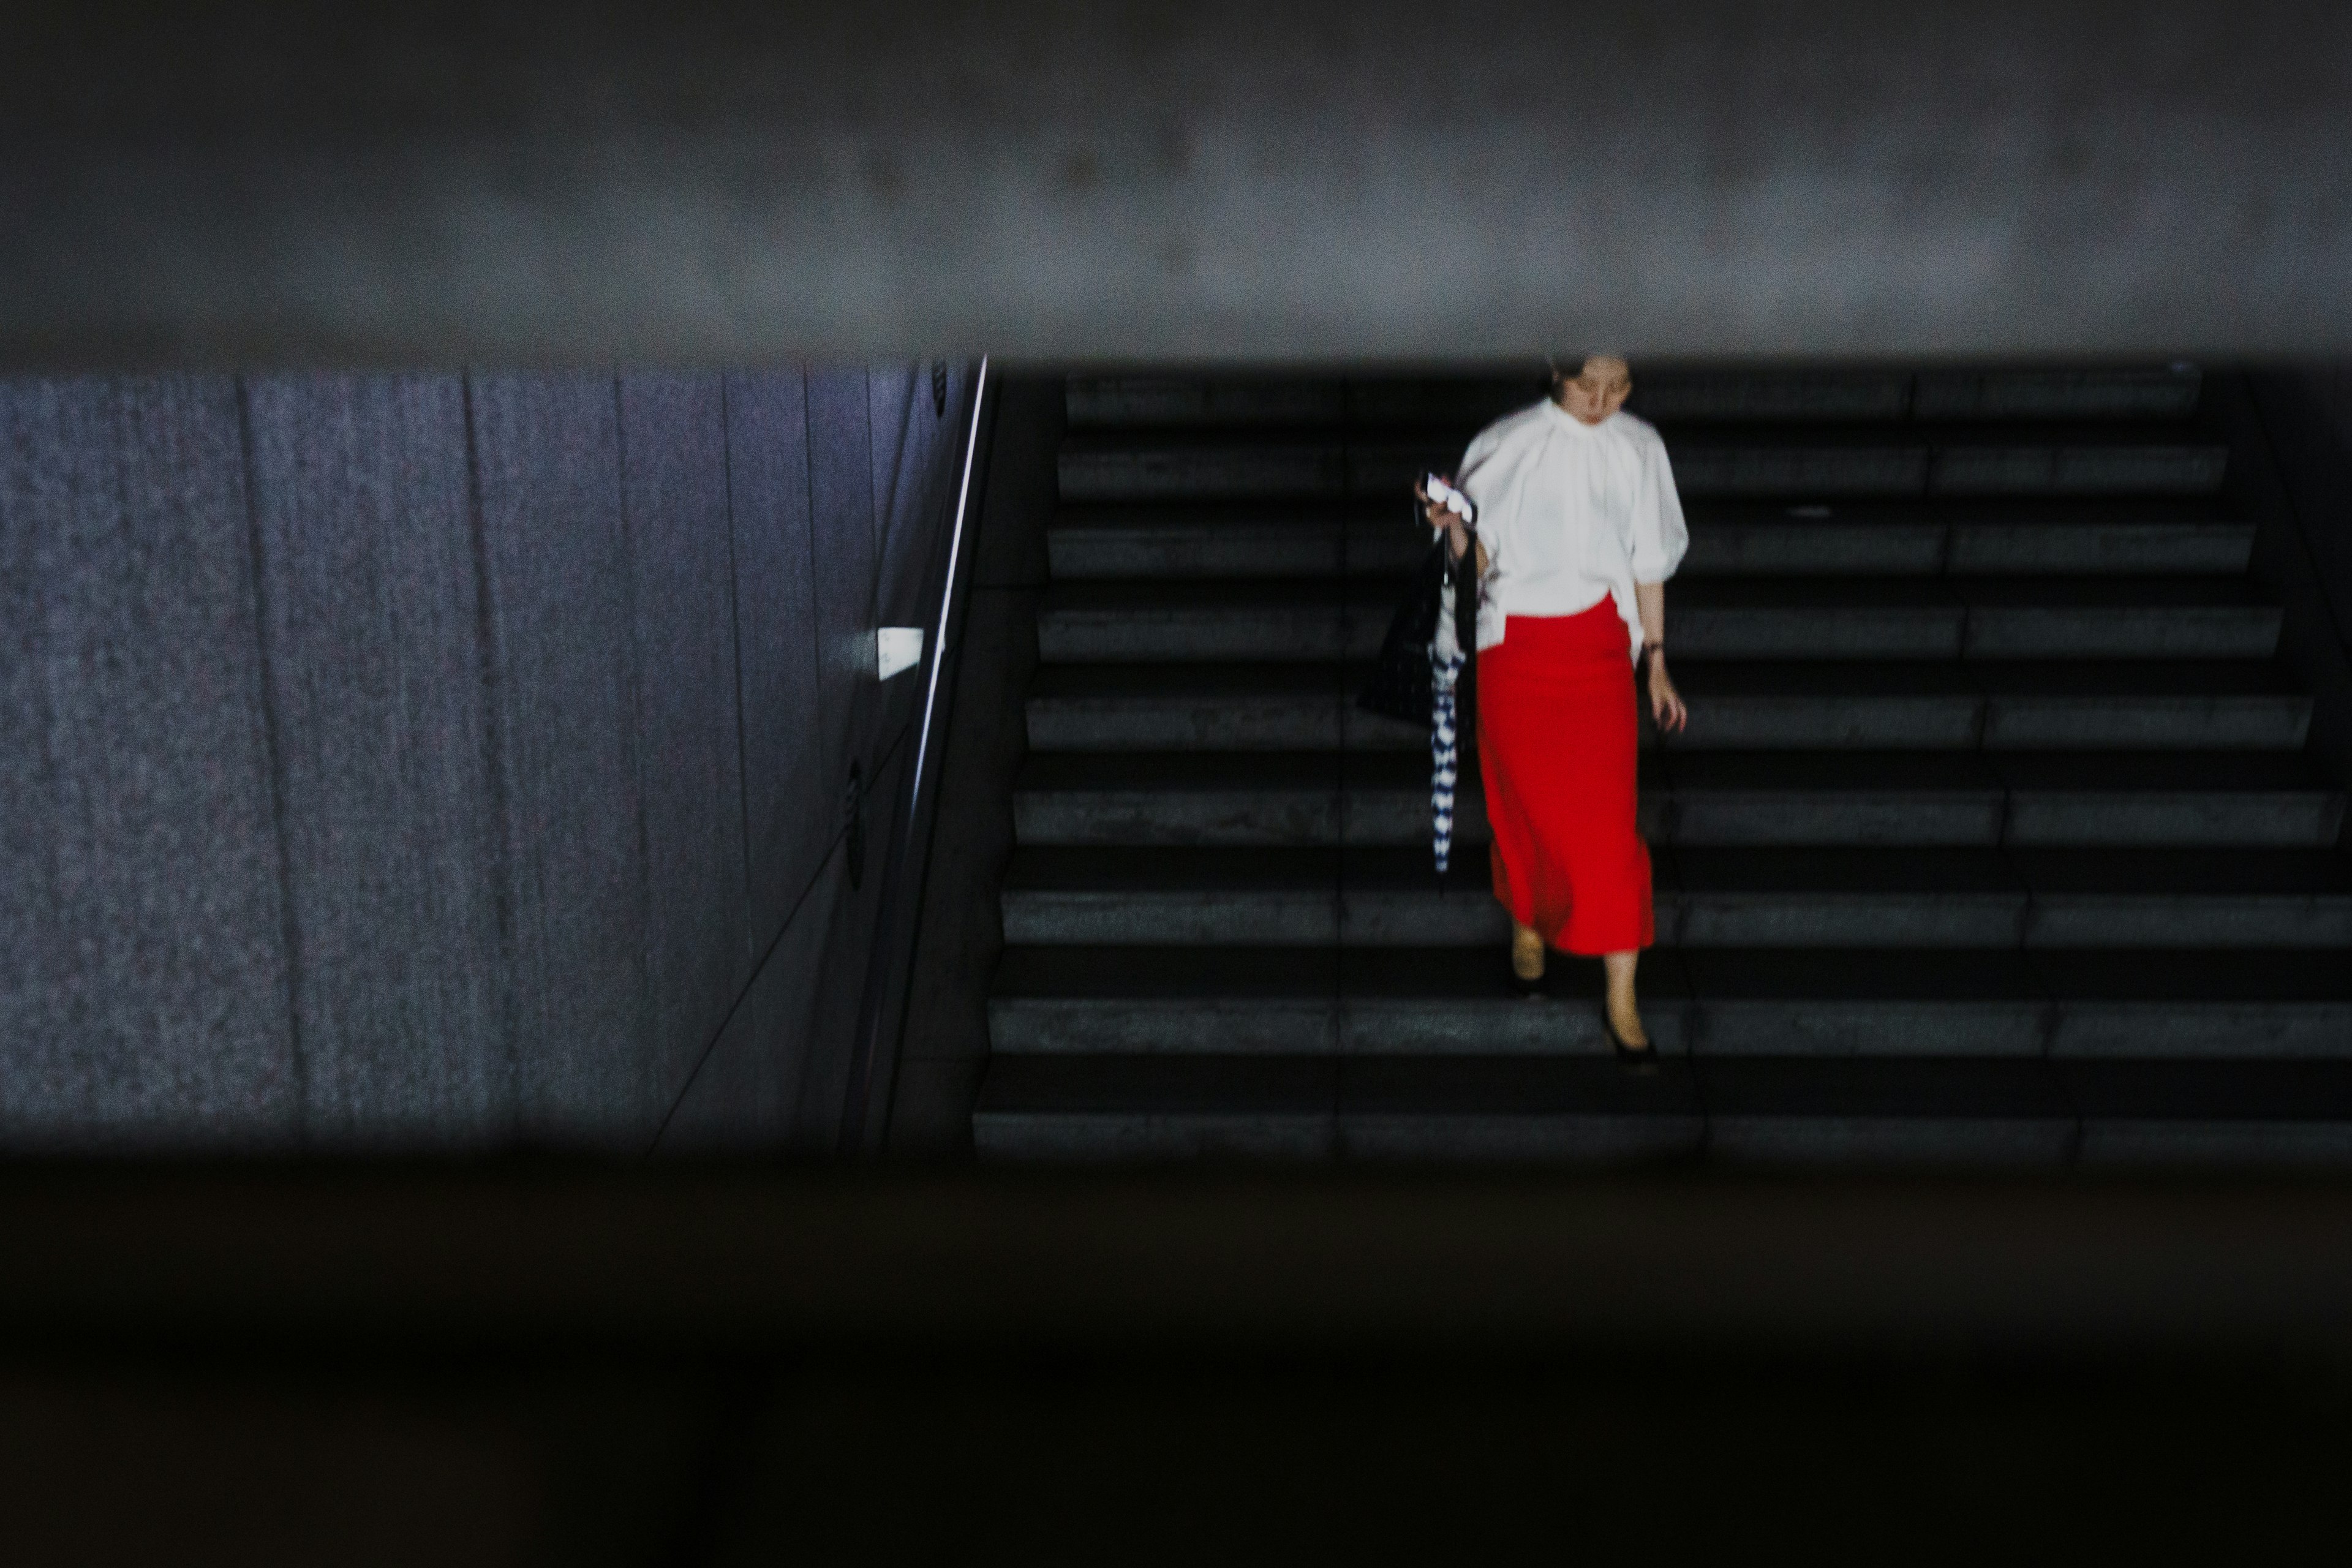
[1476,603,1654,956]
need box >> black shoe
[1508,961,1543,999]
[1603,1008,1657,1066]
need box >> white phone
[1421,472,1476,525]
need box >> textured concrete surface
[619,374,750,1106]
[722,371,824,954]
[806,369,883,799]
[469,375,656,1147]
[1,365,976,1153]
[244,374,509,1145]
[0,377,299,1148]
[9,5,2352,362]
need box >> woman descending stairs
[973,367,2352,1165]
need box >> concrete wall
[0,365,979,1153]
[8,2,2352,365]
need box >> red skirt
[1475,603,1654,956]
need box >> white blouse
[1441,399,1689,657]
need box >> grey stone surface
[792,741,905,1148]
[1634,371,1913,423]
[1946,521,2253,575]
[1340,1113,1703,1162]
[1028,687,1348,751]
[1018,785,1342,846]
[1982,695,2310,750]
[1066,376,1347,428]
[647,995,764,1155]
[0,377,299,1148]
[469,373,654,1147]
[881,1054,987,1156]
[1673,602,1965,660]
[724,371,824,952]
[1338,891,1514,947]
[2026,894,2352,948]
[975,1109,1336,1159]
[1912,369,2203,421]
[1668,787,2004,846]
[1693,1000,2052,1057]
[656,848,840,1154]
[807,368,884,797]
[1001,889,1336,945]
[18,11,2352,366]
[1059,442,1345,501]
[1670,694,1983,750]
[990,997,1338,1055]
[1929,444,2228,495]
[243,374,508,1145]
[2076,1121,2352,1166]
[1707,1117,2076,1167]
[1038,597,1350,663]
[2051,1002,2352,1059]
[872,362,957,631]
[1961,604,2280,660]
[1670,445,1930,498]
[2002,790,2344,846]
[1337,1000,1691,1057]
[1049,515,1348,578]
[620,374,752,1103]
[1674,891,2027,948]
[973,1055,1337,1160]
[1681,519,1948,575]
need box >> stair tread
[1679,948,2048,1000]
[2061,1061,2352,1119]
[993,365,2341,1158]
[1337,1056,1703,1115]
[1696,1058,2075,1118]
[2030,950,2352,1001]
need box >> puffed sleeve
[1630,428,1689,582]
[1456,425,1506,571]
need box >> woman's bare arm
[1635,579,1687,731]
[1635,580,1666,647]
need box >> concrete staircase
[972,368,2352,1166]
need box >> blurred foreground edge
[6,1163,2352,1357]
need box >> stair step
[1036,578,2281,663]
[1025,661,2311,753]
[1047,502,2254,580]
[1988,752,2347,846]
[1063,369,2201,430]
[1059,440,1347,502]
[1064,376,1347,428]
[1912,368,2203,421]
[1014,752,2345,849]
[1697,1058,2078,1166]
[1066,432,2231,503]
[973,1055,1339,1160]
[1001,846,2352,951]
[2012,848,2352,946]
[1346,430,2229,500]
[2065,1062,2352,1166]
[2038,951,2352,1057]
[990,942,2352,1061]
[1335,1057,1706,1162]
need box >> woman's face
[1556,356,1632,424]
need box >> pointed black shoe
[1603,1008,1657,1068]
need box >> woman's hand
[1647,652,1688,733]
[1411,484,1468,571]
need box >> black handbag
[1357,524,1480,729]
